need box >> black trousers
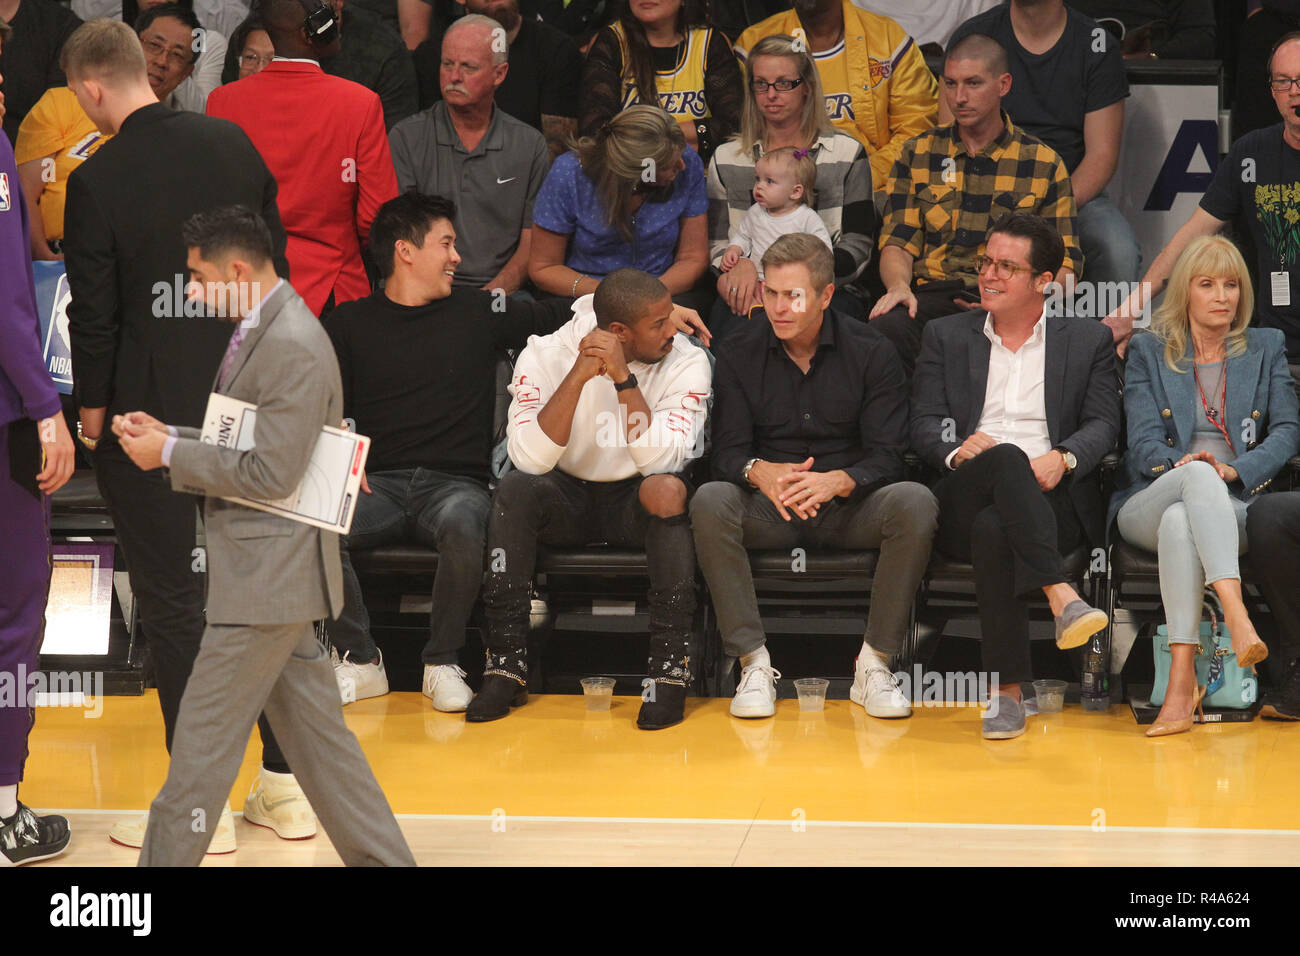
[932,444,1083,685]
[95,444,288,772]
[1245,491,1300,665]
[480,469,697,685]
[868,287,977,377]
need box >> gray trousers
[1117,462,1249,646]
[138,621,415,867]
[690,480,938,658]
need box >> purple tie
[217,326,247,391]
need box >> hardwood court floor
[21,691,1300,866]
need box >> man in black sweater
[322,192,707,710]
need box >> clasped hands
[954,431,1067,491]
[749,457,854,521]
[112,410,169,470]
[1174,449,1238,483]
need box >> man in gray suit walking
[116,206,414,866]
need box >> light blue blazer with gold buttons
[1109,327,1300,527]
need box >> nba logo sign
[0,172,10,212]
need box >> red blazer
[208,60,398,315]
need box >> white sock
[740,646,770,670]
[858,641,887,671]
[261,767,297,786]
[0,784,17,819]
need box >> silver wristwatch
[742,458,760,486]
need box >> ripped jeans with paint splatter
[480,469,696,687]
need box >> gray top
[1188,360,1236,463]
[388,102,550,287]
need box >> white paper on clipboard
[199,393,370,535]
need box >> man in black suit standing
[60,19,307,851]
[910,213,1120,740]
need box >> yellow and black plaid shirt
[880,114,1081,289]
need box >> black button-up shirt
[711,309,908,496]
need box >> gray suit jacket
[168,282,345,626]
[909,309,1122,547]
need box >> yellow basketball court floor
[21,691,1300,865]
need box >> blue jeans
[328,469,491,666]
[1117,462,1249,645]
[1077,191,1141,287]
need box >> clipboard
[199,392,370,535]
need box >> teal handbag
[1151,599,1258,709]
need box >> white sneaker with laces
[109,802,237,853]
[730,663,781,718]
[332,646,389,705]
[243,771,317,840]
[849,655,912,718]
[423,664,473,712]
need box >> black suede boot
[637,681,687,730]
[466,674,528,722]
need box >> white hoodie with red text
[506,294,712,481]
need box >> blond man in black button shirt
[691,233,939,721]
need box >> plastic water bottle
[1081,629,1110,710]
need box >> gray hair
[444,13,509,66]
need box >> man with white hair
[389,12,547,296]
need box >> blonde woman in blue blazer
[1112,235,1300,737]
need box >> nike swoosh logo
[497,177,516,184]
[262,795,303,812]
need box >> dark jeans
[94,443,288,772]
[481,469,697,684]
[1245,491,1300,665]
[869,287,978,376]
[690,480,938,659]
[932,444,1083,685]
[328,468,490,666]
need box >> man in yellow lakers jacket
[735,0,937,191]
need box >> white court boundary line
[40,809,1300,837]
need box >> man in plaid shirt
[869,34,1080,374]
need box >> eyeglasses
[142,36,193,70]
[240,52,273,69]
[750,77,804,94]
[975,256,1036,279]
[1271,76,1300,92]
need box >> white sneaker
[423,664,473,712]
[849,655,912,719]
[109,802,237,853]
[332,646,389,705]
[243,771,317,840]
[730,663,781,718]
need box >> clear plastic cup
[794,678,829,712]
[1032,679,1067,713]
[580,677,616,711]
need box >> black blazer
[64,103,290,442]
[909,310,1121,547]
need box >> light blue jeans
[1077,191,1142,287]
[1116,461,1249,645]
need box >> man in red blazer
[207,0,397,315]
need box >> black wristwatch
[613,372,639,392]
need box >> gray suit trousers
[138,621,415,866]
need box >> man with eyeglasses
[1105,32,1300,379]
[869,33,1081,376]
[910,212,1119,740]
[135,3,202,109]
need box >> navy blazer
[909,310,1121,547]
[1109,328,1300,527]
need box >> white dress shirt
[946,309,1052,469]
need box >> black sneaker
[637,682,687,730]
[1261,659,1300,721]
[0,803,71,866]
[465,674,527,722]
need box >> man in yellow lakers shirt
[735,0,937,191]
